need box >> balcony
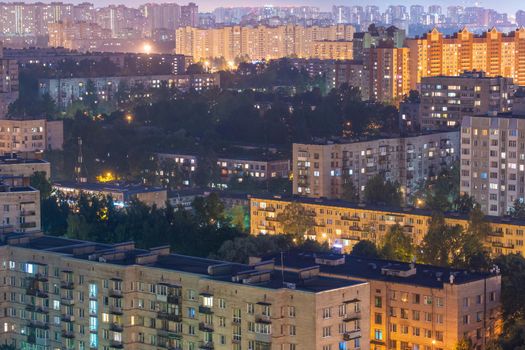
[27,320,49,330]
[199,322,214,332]
[167,294,182,304]
[61,296,75,306]
[20,222,37,229]
[198,341,214,350]
[199,306,213,314]
[34,273,48,282]
[255,315,272,324]
[158,311,182,322]
[343,312,361,322]
[60,281,75,289]
[254,333,272,343]
[61,330,75,339]
[109,340,124,349]
[109,305,123,315]
[110,323,124,332]
[488,230,504,237]
[157,328,182,339]
[109,289,123,298]
[26,288,48,299]
[343,329,361,340]
[61,314,75,323]
[20,210,36,216]
[25,304,49,314]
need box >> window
[375,313,382,324]
[374,296,382,308]
[375,329,383,340]
[423,296,432,305]
[322,326,332,338]
[323,307,332,319]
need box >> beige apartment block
[0,184,40,232]
[0,233,370,350]
[292,131,459,200]
[419,72,514,130]
[0,119,64,154]
[249,195,525,256]
[259,252,502,350]
[0,156,50,186]
[175,24,355,61]
[460,115,525,217]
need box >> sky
[21,0,524,16]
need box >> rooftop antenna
[75,137,87,183]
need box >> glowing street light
[143,43,153,54]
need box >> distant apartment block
[352,25,406,60]
[156,153,290,183]
[53,181,168,208]
[0,44,19,117]
[175,24,355,61]
[48,20,112,51]
[0,233,370,350]
[419,71,514,130]
[293,131,459,199]
[460,114,525,216]
[0,184,40,233]
[39,73,220,109]
[0,119,64,154]
[250,195,525,256]
[0,155,50,186]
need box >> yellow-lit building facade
[406,27,525,89]
[249,195,524,256]
[175,24,355,61]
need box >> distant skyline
[13,0,525,15]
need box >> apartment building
[312,40,353,60]
[0,119,64,154]
[362,46,411,104]
[460,114,525,216]
[249,195,525,256]
[0,155,50,186]
[0,184,40,232]
[0,232,370,350]
[48,20,112,51]
[0,45,19,117]
[293,131,459,200]
[352,25,406,61]
[53,181,168,208]
[39,73,220,109]
[406,28,525,89]
[156,152,290,183]
[256,252,502,350]
[419,71,514,130]
[175,24,355,61]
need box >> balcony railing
[343,329,362,340]
[167,294,182,304]
[60,281,75,289]
[61,330,75,339]
[199,322,214,332]
[110,323,124,332]
[158,311,182,322]
[109,289,123,298]
[109,305,123,315]
[199,305,213,314]
[255,315,272,324]
[198,341,214,350]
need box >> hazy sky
[23,0,525,16]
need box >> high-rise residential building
[180,2,198,27]
[352,25,406,61]
[292,131,459,199]
[0,232,371,350]
[48,20,112,51]
[0,53,18,117]
[419,71,514,130]
[460,115,525,216]
[258,251,502,350]
[406,28,525,89]
[362,46,410,103]
[409,5,424,24]
[0,184,40,232]
[517,10,525,28]
[0,119,64,155]
[175,24,355,62]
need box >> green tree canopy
[276,202,315,241]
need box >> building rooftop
[250,194,525,227]
[262,251,497,289]
[53,181,165,196]
[2,233,365,293]
[0,155,49,165]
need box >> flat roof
[264,251,496,288]
[54,181,166,195]
[0,156,49,165]
[4,234,364,293]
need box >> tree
[350,240,380,258]
[341,176,359,202]
[510,199,525,218]
[276,202,315,241]
[453,194,476,214]
[226,205,248,232]
[363,174,401,207]
[418,213,462,266]
[30,171,52,200]
[192,193,225,227]
[380,224,414,262]
[455,338,473,350]
[493,254,525,319]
